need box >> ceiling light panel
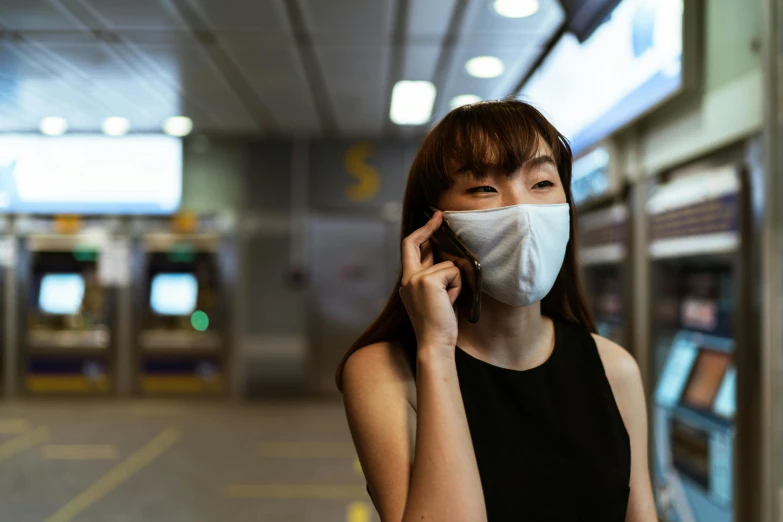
[390,81,437,125]
[493,0,540,18]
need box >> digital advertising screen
[150,273,198,316]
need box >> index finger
[401,211,443,279]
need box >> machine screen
[713,367,737,419]
[150,273,198,316]
[39,273,85,315]
[681,350,732,411]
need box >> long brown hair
[335,99,595,392]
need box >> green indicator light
[167,243,196,263]
[191,310,209,332]
[73,245,97,262]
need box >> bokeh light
[190,310,209,332]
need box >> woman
[335,100,656,521]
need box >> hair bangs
[453,104,546,175]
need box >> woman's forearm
[402,347,487,522]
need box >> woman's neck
[456,295,554,371]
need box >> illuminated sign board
[521,0,683,154]
[0,134,182,214]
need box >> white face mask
[441,203,570,307]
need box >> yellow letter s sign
[344,142,381,202]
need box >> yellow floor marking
[257,441,356,458]
[42,445,118,460]
[353,457,363,476]
[43,427,181,522]
[130,403,186,416]
[0,426,49,462]
[0,419,31,434]
[225,484,367,500]
[347,501,371,522]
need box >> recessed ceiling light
[493,0,539,18]
[102,117,130,136]
[450,94,482,110]
[390,81,437,125]
[40,117,68,136]
[163,116,193,137]
[465,56,505,78]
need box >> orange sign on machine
[171,211,199,233]
[54,215,82,234]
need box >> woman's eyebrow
[523,155,557,169]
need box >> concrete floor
[0,400,376,522]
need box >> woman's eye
[532,180,554,189]
[467,186,496,193]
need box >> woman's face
[436,140,567,211]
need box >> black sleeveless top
[367,319,631,521]
[454,319,631,520]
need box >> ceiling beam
[56,0,216,130]
[425,0,470,130]
[171,0,279,134]
[283,0,339,137]
[382,0,410,137]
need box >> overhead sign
[0,134,182,214]
[521,0,683,154]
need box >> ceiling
[0,0,564,138]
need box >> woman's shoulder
[342,341,418,410]
[590,333,646,432]
[590,333,641,387]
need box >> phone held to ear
[424,211,482,323]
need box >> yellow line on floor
[42,445,118,460]
[353,457,363,476]
[347,501,371,522]
[43,427,181,522]
[130,403,186,416]
[257,441,356,458]
[0,426,49,462]
[225,484,367,500]
[0,419,31,434]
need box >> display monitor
[39,273,85,315]
[150,273,198,316]
[681,349,732,411]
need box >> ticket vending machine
[133,217,232,395]
[648,163,750,522]
[17,217,119,395]
[653,271,735,522]
[578,203,630,348]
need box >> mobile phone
[424,211,482,323]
